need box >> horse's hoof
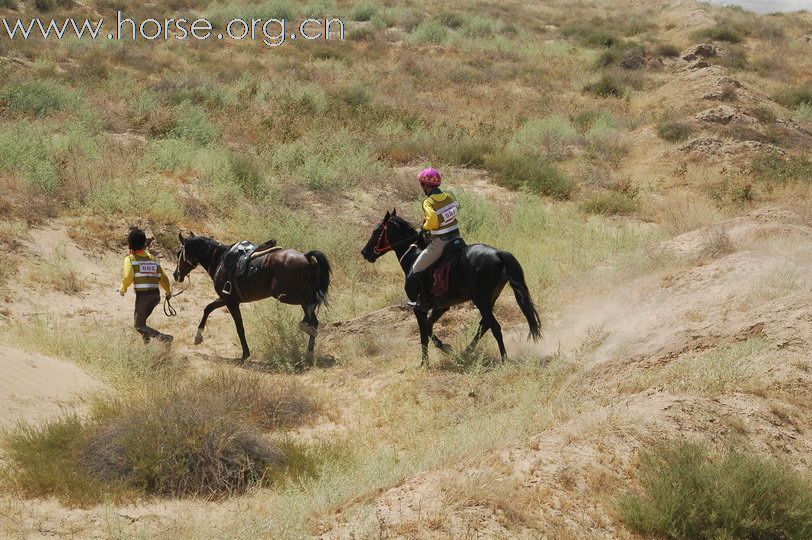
[194,334,203,345]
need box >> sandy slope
[324,207,812,538]
[0,346,105,429]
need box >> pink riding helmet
[418,167,442,187]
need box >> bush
[0,123,58,193]
[32,0,72,12]
[656,42,680,58]
[656,118,693,142]
[1,373,322,502]
[562,21,620,48]
[272,130,384,192]
[776,84,812,109]
[793,103,812,126]
[583,74,625,98]
[580,191,639,215]
[695,24,744,43]
[620,441,812,539]
[718,46,748,70]
[1,80,81,116]
[485,151,574,200]
[510,115,579,160]
[0,0,19,9]
[619,47,646,70]
[169,103,218,145]
[585,112,630,163]
[751,154,812,184]
[349,1,376,22]
[410,20,448,44]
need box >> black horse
[362,210,541,365]
[174,232,330,362]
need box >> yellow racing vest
[423,191,460,235]
[128,253,162,292]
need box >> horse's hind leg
[300,303,319,364]
[428,307,452,353]
[490,316,507,361]
[226,302,251,361]
[196,297,226,345]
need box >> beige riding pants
[411,236,454,273]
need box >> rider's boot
[405,271,432,310]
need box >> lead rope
[164,276,190,317]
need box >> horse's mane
[390,214,417,231]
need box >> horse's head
[173,231,198,282]
[362,209,416,262]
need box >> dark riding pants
[134,291,162,342]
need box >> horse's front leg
[226,302,251,361]
[428,307,452,353]
[415,309,431,367]
[196,297,227,345]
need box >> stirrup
[222,281,232,295]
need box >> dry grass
[1,371,324,503]
[27,247,82,295]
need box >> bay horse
[173,232,330,362]
[361,209,541,366]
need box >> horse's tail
[305,250,331,308]
[498,251,542,341]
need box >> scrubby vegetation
[1,372,324,503]
[0,0,811,537]
[621,441,812,539]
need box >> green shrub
[694,23,744,43]
[579,191,639,215]
[0,0,19,9]
[775,84,812,109]
[793,103,812,125]
[0,123,58,193]
[436,11,464,29]
[169,103,218,145]
[444,136,494,168]
[585,112,630,163]
[583,74,625,98]
[562,21,621,48]
[656,118,693,142]
[485,151,574,200]
[620,441,812,540]
[510,115,579,160]
[206,0,296,26]
[460,14,502,38]
[303,0,335,18]
[349,1,377,21]
[87,176,185,223]
[1,80,81,116]
[751,154,811,183]
[410,20,448,44]
[272,130,384,192]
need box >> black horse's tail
[498,252,542,341]
[305,250,331,308]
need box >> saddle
[428,237,466,297]
[220,239,279,296]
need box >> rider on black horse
[406,167,462,310]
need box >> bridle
[374,219,419,256]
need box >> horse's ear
[178,231,185,244]
[189,231,195,237]
[384,210,390,221]
[146,237,154,247]
[392,208,397,216]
